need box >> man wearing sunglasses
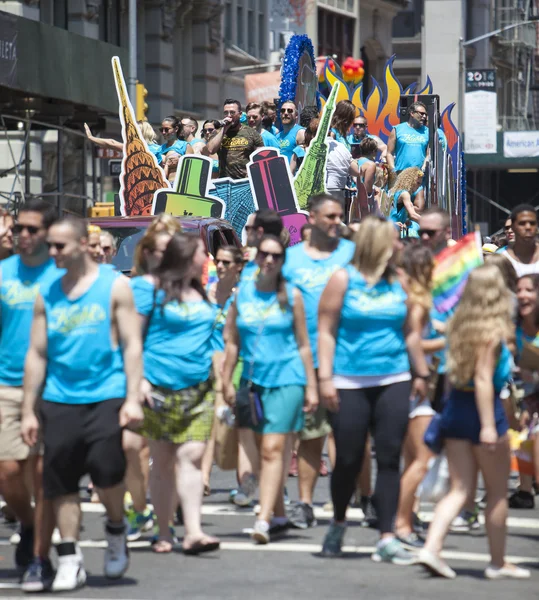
[347,116,387,161]
[202,99,263,180]
[276,101,305,163]
[0,200,61,591]
[387,101,430,174]
[21,215,143,591]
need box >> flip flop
[182,538,220,556]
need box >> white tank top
[501,249,539,278]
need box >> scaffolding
[494,0,538,131]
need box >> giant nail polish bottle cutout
[153,155,225,218]
[247,148,308,246]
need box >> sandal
[152,539,173,554]
[182,536,220,555]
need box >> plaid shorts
[139,377,215,444]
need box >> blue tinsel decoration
[461,150,467,235]
[278,34,321,111]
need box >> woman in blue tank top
[329,100,356,150]
[201,246,244,495]
[222,235,318,544]
[317,216,430,563]
[419,265,530,580]
[131,233,220,556]
[388,167,424,238]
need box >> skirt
[139,378,215,444]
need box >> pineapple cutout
[111,57,169,216]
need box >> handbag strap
[142,286,158,343]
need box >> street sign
[108,159,122,176]
[97,148,123,159]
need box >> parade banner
[0,11,17,88]
[112,57,169,216]
[464,69,497,155]
[503,131,539,158]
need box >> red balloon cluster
[342,56,365,84]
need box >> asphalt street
[0,466,537,600]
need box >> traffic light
[135,82,149,121]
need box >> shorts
[440,389,509,445]
[237,381,305,435]
[431,373,448,414]
[0,386,40,461]
[40,398,126,499]
[409,396,436,419]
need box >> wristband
[414,373,430,380]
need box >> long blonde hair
[446,264,514,387]
[351,216,395,285]
[138,121,157,145]
[401,244,433,311]
[132,214,182,275]
[389,166,423,195]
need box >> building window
[41,0,68,29]
[225,1,233,44]
[237,6,244,47]
[99,0,121,46]
[318,8,354,62]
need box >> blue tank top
[394,122,429,172]
[0,256,62,387]
[160,140,188,157]
[331,128,350,150]
[148,142,163,165]
[356,157,372,168]
[334,265,409,377]
[210,293,235,352]
[42,266,125,404]
[235,280,306,387]
[189,138,204,147]
[454,343,513,392]
[283,240,355,368]
[389,188,422,238]
[131,277,216,390]
[277,124,304,162]
[238,260,259,286]
[261,129,280,149]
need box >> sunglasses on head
[47,242,66,251]
[281,108,294,114]
[14,224,40,235]
[258,250,284,261]
[418,228,440,238]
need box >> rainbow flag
[202,256,218,287]
[432,231,483,314]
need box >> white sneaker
[251,520,270,545]
[484,564,531,580]
[52,542,87,592]
[418,548,456,579]
[104,524,129,579]
[51,528,62,545]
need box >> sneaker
[484,564,531,580]
[15,525,34,570]
[229,488,238,503]
[51,528,62,545]
[418,548,456,579]
[320,522,346,557]
[287,502,317,529]
[21,557,55,592]
[234,474,257,507]
[52,542,87,592]
[508,490,535,509]
[322,500,333,512]
[371,538,417,565]
[126,507,155,542]
[412,512,429,534]
[360,497,378,528]
[251,520,270,544]
[288,451,299,477]
[450,509,480,532]
[104,522,129,579]
[269,518,290,538]
[396,532,425,550]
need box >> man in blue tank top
[283,194,355,529]
[387,101,430,174]
[21,216,144,592]
[0,199,60,590]
[276,101,305,162]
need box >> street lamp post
[128,0,137,112]
[458,16,539,139]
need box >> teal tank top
[210,293,235,352]
[131,277,216,390]
[235,280,306,387]
[148,142,163,165]
[394,122,429,172]
[277,124,304,162]
[454,343,513,392]
[334,265,409,377]
[160,140,188,157]
[0,256,62,387]
[42,266,126,404]
[389,188,422,238]
[331,128,351,150]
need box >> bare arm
[349,159,360,178]
[84,123,123,152]
[386,129,396,172]
[318,269,348,411]
[362,162,376,197]
[374,136,388,160]
[405,302,430,399]
[186,144,194,155]
[401,191,421,222]
[21,295,48,446]
[290,153,298,175]
[292,289,318,412]
[222,301,240,406]
[202,120,232,156]
[474,339,498,448]
[422,337,445,354]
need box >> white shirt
[325,138,352,190]
[501,248,539,278]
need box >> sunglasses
[102,246,113,253]
[204,128,215,134]
[418,228,441,238]
[354,123,367,128]
[160,127,173,133]
[258,250,284,261]
[281,108,294,114]
[47,242,66,251]
[415,111,427,117]
[14,224,40,235]
[216,258,232,266]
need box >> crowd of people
[0,97,535,594]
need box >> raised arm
[112,278,144,428]
[202,120,233,156]
[21,295,48,447]
[292,289,318,413]
[84,123,123,152]
[318,269,348,412]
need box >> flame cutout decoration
[441,103,459,153]
[403,77,434,96]
[111,57,169,216]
